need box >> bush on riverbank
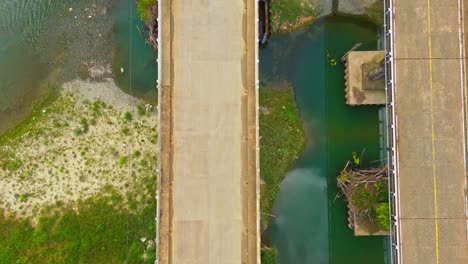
[271,0,317,32]
[260,82,306,231]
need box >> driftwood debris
[336,160,389,235]
[341,42,362,62]
[146,5,158,50]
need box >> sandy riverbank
[0,78,157,220]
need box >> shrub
[376,202,390,230]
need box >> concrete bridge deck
[389,0,468,263]
[157,0,259,263]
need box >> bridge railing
[384,0,402,263]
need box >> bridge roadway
[391,0,468,263]
[157,0,259,263]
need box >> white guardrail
[156,0,161,263]
[384,0,402,263]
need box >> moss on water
[259,83,306,231]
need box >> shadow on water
[261,16,389,264]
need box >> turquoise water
[112,0,158,103]
[261,16,389,263]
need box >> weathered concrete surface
[345,51,385,105]
[158,1,259,263]
[393,0,468,263]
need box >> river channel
[260,16,390,264]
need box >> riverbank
[271,0,383,33]
[0,79,157,262]
[259,83,306,231]
[0,79,157,218]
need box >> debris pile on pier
[337,160,389,236]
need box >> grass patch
[136,104,146,116]
[1,158,23,171]
[0,88,60,147]
[271,0,316,32]
[364,0,384,26]
[119,156,128,167]
[123,112,133,123]
[0,188,156,263]
[259,83,306,231]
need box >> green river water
[260,16,390,264]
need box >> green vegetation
[0,186,156,263]
[137,104,146,116]
[137,0,156,23]
[259,83,305,231]
[0,88,59,146]
[0,86,158,262]
[121,126,130,135]
[261,246,278,264]
[271,0,316,32]
[2,158,23,171]
[124,111,133,123]
[19,193,30,202]
[119,156,128,166]
[376,202,390,230]
[337,154,390,233]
